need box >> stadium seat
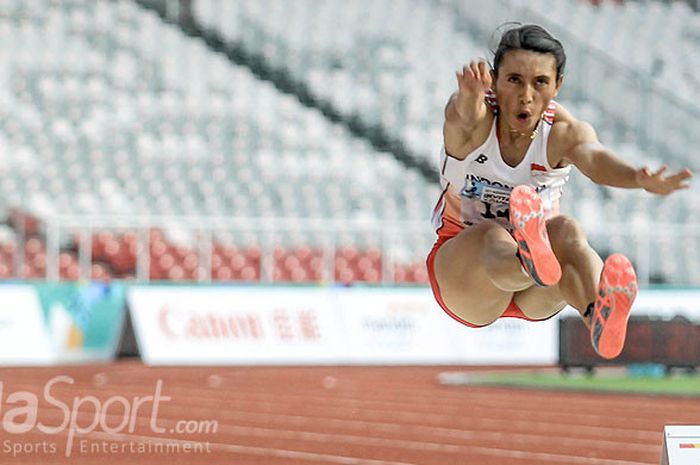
[0,0,692,286]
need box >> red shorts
[426,235,554,328]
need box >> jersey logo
[475,154,488,164]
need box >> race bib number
[460,179,512,221]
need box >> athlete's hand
[456,59,492,98]
[636,165,693,195]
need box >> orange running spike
[590,253,638,360]
[509,185,562,287]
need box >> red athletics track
[0,362,695,464]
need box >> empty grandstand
[0,0,697,285]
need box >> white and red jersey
[431,93,571,239]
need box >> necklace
[508,115,543,140]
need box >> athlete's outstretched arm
[559,120,692,195]
[443,59,491,156]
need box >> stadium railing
[3,211,698,287]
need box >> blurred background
[0,0,697,288]
[0,2,698,463]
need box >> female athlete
[427,24,692,359]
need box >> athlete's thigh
[433,222,514,326]
[513,284,567,320]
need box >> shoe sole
[509,185,561,287]
[590,253,638,360]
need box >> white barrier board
[661,425,700,465]
[337,287,458,363]
[0,285,52,364]
[628,291,700,320]
[128,285,561,365]
[128,286,700,366]
[447,315,560,364]
[128,286,348,364]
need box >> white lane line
[196,410,659,453]
[139,399,661,441]
[105,386,692,424]
[28,398,660,446]
[144,393,679,433]
[82,429,651,465]
[84,430,418,465]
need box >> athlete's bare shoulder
[548,102,598,168]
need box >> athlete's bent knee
[547,215,587,249]
[472,220,509,238]
[479,222,518,260]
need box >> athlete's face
[493,50,563,133]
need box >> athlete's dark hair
[492,24,566,79]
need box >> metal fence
[23,214,434,284]
[11,213,700,287]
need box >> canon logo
[158,307,264,340]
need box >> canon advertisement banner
[127,286,349,364]
[128,286,700,366]
[128,285,563,365]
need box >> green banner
[35,282,126,361]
